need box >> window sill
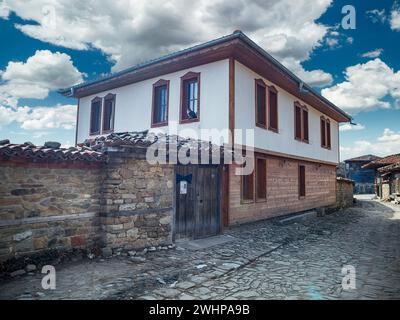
[268,127,279,133]
[151,122,168,128]
[180,118,199,124]
[89,131,101,136]
[295,137,309,144]
[102,129,114,134]
[299,196,306,200]
[256,198,267,203]
[256,123,268,129]
[240,199,255,205]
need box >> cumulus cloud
[0,103,76,130]
[390,5,400,30]
[0,50,83,99]
[282,57,333,87]
[0,50,81,132]
[1,0,334,87]
[322,58,400,113]
[366,4,400,31]
[341,128,400,160]
[339,123,365,132]
[361,48,383,58]
[366,9,387,24]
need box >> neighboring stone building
[363,154,400,201]
[343,155,381,194]
[0,132,355,270]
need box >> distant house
[343,155,381,194]
[363,154,400,200]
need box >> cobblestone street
[1,198,399,300]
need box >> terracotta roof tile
[362,154,400,169]
[86,131,229,153]
[0,142,106,163]
[344,154,381,162]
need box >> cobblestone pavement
[0,199,399,300]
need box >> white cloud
[325,37,339,48]
[361,48,383,58]
[339,123,365,132]
[366,9,387,24]
[341,128,400,160]
[1,0,334,87]
[366,4,400,31]
[322,58,400,113]
[0,50,83,99]
[390,6,400,30]
[282,57,333,87]
[0,0,9,18]
[0,103,76,130]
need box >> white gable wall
[234,61,339,164]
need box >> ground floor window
[256,158,267,200]
[299,164,306,198]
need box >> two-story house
[60,31,351,239]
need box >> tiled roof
[0,141,106,163]
[344,154,381,162]
[378,162,400,173]
[363,154,400,169]
[85,131,234,158]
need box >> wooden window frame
[102,93,116,134]
[89,96,102,136]
[267,85,279,133]
[302,106,309,143]
[180,71,200,124]
[255,79,267,129]
[294,102,309,143]
[321,116,331,149]
[241,159,255,203]
[151,79,170,128]
[326,119,331,149]
[298,164,306,199]
[255,157,267,202]
[294,102,302,141]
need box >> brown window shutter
[299,165,306,197]
[295,104,302,140]
[321,117,326,147]
[302,109,309,142]
[256,158,267,200]
[326,120,331,149]
[256,82,266,126]
[268,90,278,131]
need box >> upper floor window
[321,116,331,149]
[255,79,267,128]
[268,86,278,132]
[103,93,115,133]
[152,79,169,127]
[90,97,102,135]
[180,72,200,123]
[294,102,309,143]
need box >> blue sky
[0,0,399,160]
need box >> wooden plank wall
[228,156,337,225]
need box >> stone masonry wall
[335,178,354,209]
[100,151,174,252]
[0,162,104,263]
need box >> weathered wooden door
[174,165,221,239]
